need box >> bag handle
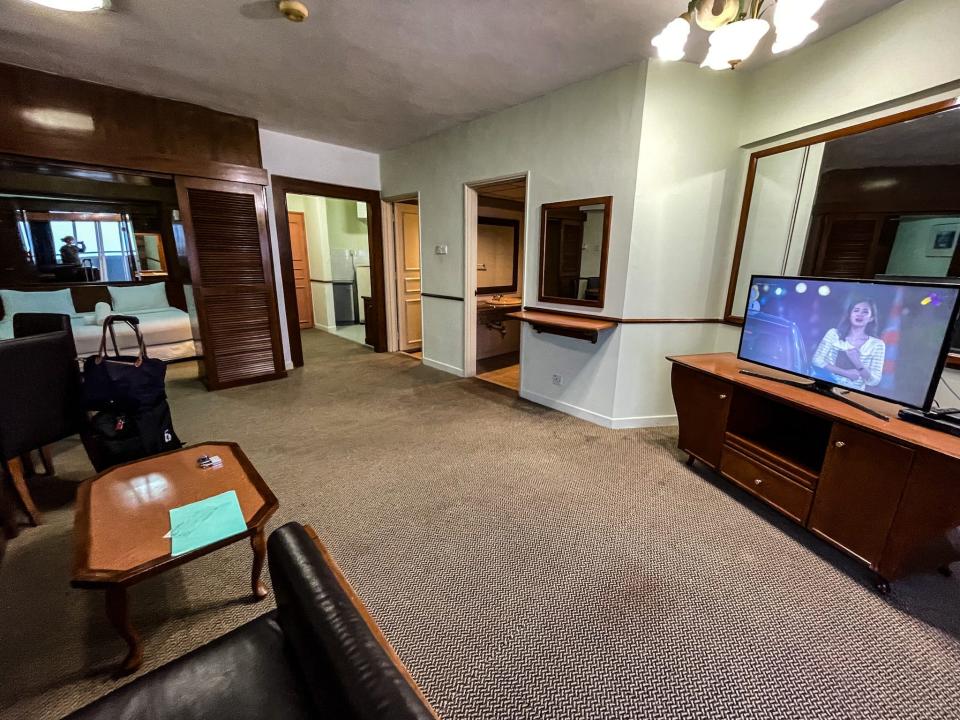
[96,315,148,366]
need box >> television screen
[738,276,960,410]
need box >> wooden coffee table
[71,442,278,674]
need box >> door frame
[463,172,529,378]
[271,175,388,366]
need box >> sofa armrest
[302,525,441,718]
[268,522,440,720]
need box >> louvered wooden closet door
[176,177,285,390]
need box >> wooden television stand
[668,353,960,593]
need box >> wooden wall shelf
[507,310,616,343]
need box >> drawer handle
[719,393,728,400]
[754,478,763,486]
[835,441,846,448]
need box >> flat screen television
[738,276,960,411]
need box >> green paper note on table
[169,490,247,557]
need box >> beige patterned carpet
[2,329,960,719]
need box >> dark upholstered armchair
[64,523,440,720]
[13,312,76,347]
[0,326,82,525]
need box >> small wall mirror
[477,217,520,294]
[538,196,611,307]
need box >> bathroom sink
[484,296,522,307]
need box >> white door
[395,203,422,351]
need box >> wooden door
[395,203,422,351]
[808,214,895,278]
[287,211,313,329]
[671,364,733,470]
[807,424,914,567]
[175,176,285,390]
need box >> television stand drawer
[720,445,814,524]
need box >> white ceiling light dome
[651,16,692,61]
[700,18,770,71]
[25,0,110,10]
[773,0,826,53]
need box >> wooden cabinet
[668,353,960,587]
[671,364,732,469]
[808,425,913,567]
[720,445,814,524]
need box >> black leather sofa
[65,523,439,720]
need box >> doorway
[467,176,527,391]
[272,177,388,367]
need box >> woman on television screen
[812,298,886,391]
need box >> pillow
[108,283,170,313]
[0,288,76,320]
[85,301,112,326]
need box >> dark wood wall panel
[0,63,265,184]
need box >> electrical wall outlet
[434,244,448,255]
[552,374,563,386]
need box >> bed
[0,285,198,362]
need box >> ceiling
[0,0,903,152]
[822,105,960,170]
[477,178,527,202]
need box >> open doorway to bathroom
[272,177,387,367]
[468,176,526,391]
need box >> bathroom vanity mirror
[538,196,611,308]
[477,217,520,294]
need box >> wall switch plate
[552,374,563,386]
[434,244,448,255]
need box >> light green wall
[739,0,960,146]
[325,198,369,254]
[887,217,960,277]
[381,62,647,405]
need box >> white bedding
[0,307,197,361]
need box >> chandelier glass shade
[25,0,109,9]
[653,0,827,70]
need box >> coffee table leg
[105,586,143,675]
[250,528,268,600]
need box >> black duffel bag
[82,315,182,471]
[83,315,168,412]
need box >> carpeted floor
[2,329,960,719]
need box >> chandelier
[652,0,826,70]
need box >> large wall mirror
[725,99,960,361]
[477,217,520,294]
[538,196,612,308]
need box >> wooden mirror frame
[538,196,612,308]
[476,216,521,295]
[723,97,960,325]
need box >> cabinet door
[807,424,913,567]
[671,364,732,469]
